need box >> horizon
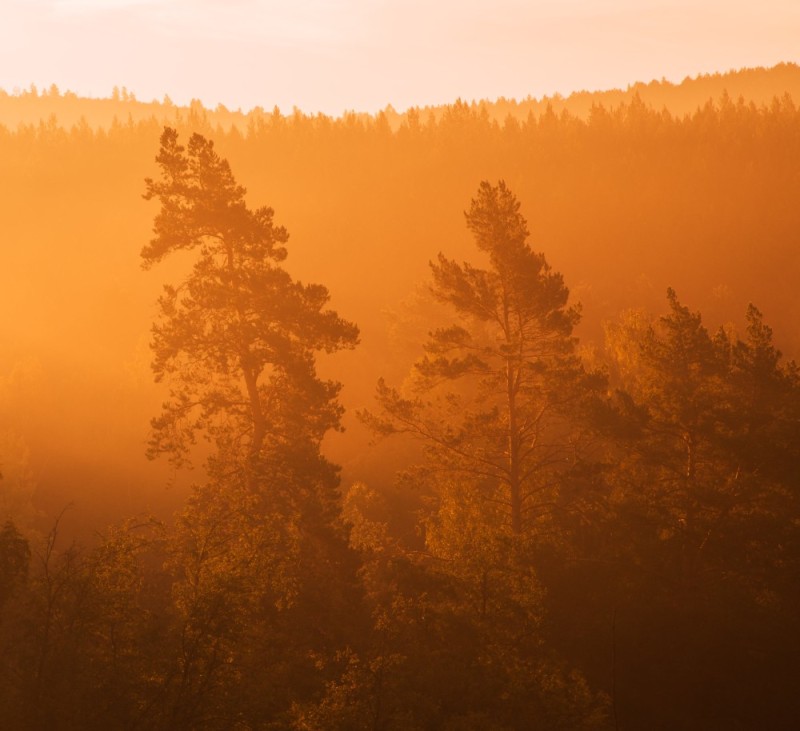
[2,0,799,116]
[3,61,798,120]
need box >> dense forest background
[1,63,800,728]
[2,63,800,528]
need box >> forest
[1,64,800,729]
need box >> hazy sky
[2,0,798,114]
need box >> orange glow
[0,1,798,113]
[1,8,799,724]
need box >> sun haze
[2,0,799,113]
[3,1,800,728]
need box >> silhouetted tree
[142,127,361,726]
[596,292,800,727]
[356,182,608,729]
[364,180,601,537]
[142,127,359,479]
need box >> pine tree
[364,180,600,538]
[358,181,608,729]
[142,127,360,725]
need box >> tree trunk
[241,360,266,472]
[508,357,522,536]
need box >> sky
[1,0,798,115]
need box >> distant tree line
[2,81,800,360]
